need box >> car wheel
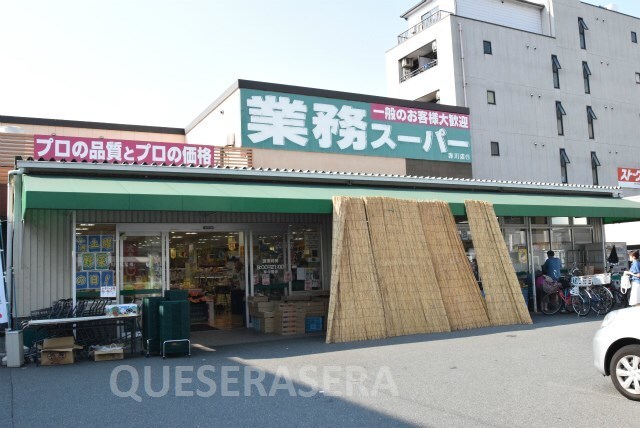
[609,345,640,401]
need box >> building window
[633,31,638,43]
[490,141,500,156]
[487,90,496,105]
[591,151,601,186]
[579,18,588,49]
[556,101,566,136]
[636,72,640,84]
[582,62,591,94]
[560,149,570,184]
[483,40,492,55]
[587,106,597,139]
[552,55,561,89]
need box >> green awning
[21,175,640,223]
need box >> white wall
[456,0,545,34]
[186,90,241,147]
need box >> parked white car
[593,307,640,400]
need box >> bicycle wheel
[592,286,614,315]
[571,294,590,317]
[615,288,629,308]
[541,292,562,315]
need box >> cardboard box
[93,349,124,362]
[105,304,138,317]
[40,337,83,366]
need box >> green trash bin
[143,297,165,356]
[165,289,189,301]
[159,300,190,357]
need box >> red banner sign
[370,103,470,129]
[34,135,216,167]
[618,167,640,188]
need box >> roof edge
[0,115,185,135]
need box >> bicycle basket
[542,276,559,294]
[571,275,592,287]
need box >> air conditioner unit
[431,41,438,52]
[401,58,414,68]
[402,68,413,77]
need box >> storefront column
[527,218,537,312]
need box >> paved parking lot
[2,313,640,427]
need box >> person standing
[626,250,640,307]
[542,250,562,281]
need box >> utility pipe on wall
[458,22,468,108]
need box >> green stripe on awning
[21,175,640,223]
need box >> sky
[1,0,640,128]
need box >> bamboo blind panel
[419,201,490,330]
[364,197,450,336]
[326,197,387,343]
[465,200,532,326]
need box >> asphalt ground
[2,312,640,427]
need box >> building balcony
[400,59,438,83]
[397,10,450,45]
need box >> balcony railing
[400,59,438,83]
[397,10,450,44]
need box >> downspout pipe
[6,168,24,330]
[458,22,468,108]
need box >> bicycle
[540,278,589,316]
[571,273,614,315]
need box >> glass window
[504,229,529,273]
[632,31,637,43]
[578,18,588,49]
[169,231,245,292]
[573,228,593,244]
[591,151,600,186]
[483,40,492,55]
[583,62,591,94]
[560,149,570,183]
[490,141,500,156]
[587,106,597,139]
[573,217,588,225]
[556,101,566,136]
[552,55,561,89]
[531,217,548,225]
[551,228,572,268]
[76,224,116,301]
[503,216,525,225]
[636,72,640,84]
[290,226,323,292]
[487,90,496,105]
[531,229,551,271]
[551,217,570,225]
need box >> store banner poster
[0,260,8,324]
[618,167,640,188]
[100,271,116,298]
[34,135,218,167]
[241,88,471,163]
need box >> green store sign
[240,89,471,163]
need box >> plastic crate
[305,316,324,333]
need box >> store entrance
[168,231,246,331]
[120,233,166,304]
[251,231,288,299]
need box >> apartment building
[386,0,640,198]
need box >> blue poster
[88,235,101,253]
[101,235,114,252]
[76,236,88,253]
[88,271,101,289]
[75,272,88,289]
[100,270,114,287]
[95,253,111,270]
[82,253,95,270]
